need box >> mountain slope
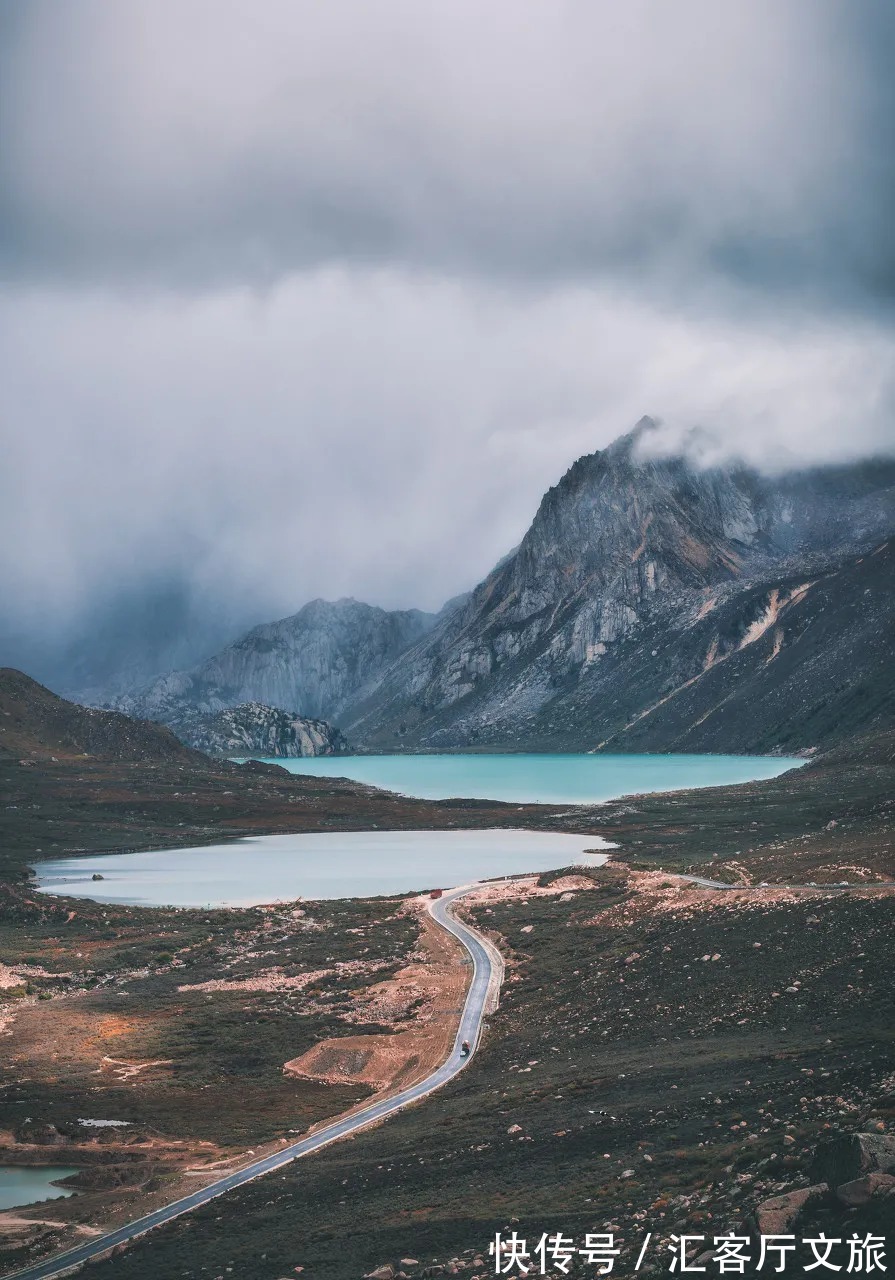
[538,539,895,754]
[0,668,204,764]
[121,597,437,727]
[343,423,895,753]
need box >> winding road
[10,871,889,1279]
[6,886,499,1280]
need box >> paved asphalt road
[7,885,494,1280]
[681,874,895,890]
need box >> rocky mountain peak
[468,423,781,657]
[96,422,894,759]
[342,424,895,752]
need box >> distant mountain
[169,702,349,758]
[120,597,439,729]
[342,420,895,754]
[0,668,203,765]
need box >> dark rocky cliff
[171,701,349,758]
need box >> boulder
[811,1133,895,1187]
[749,1184,829,1236]
[836,1172,895,1208]
[365,1267,395,1280]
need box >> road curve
[6,885,496,1280]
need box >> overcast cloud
[2,0,894,652]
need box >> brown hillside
[0,668,203,764]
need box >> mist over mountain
[0,579,258,704]
[2,5,894,740]
[2,3,895,672]
[94,422,895,756]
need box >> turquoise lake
[254,751,804,805]
[0,1166,80,1211]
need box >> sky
[2,0,894,664]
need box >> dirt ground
[284,902,470,1095]
[0,893,425,1272]
[2,726,893,1277]
[0,890,486,1275]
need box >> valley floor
[0,733,893,1277]
[10,867,886,1280]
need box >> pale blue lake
[253,751,804,805]
[0,1166,81,1211]
[33,830,612,908]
